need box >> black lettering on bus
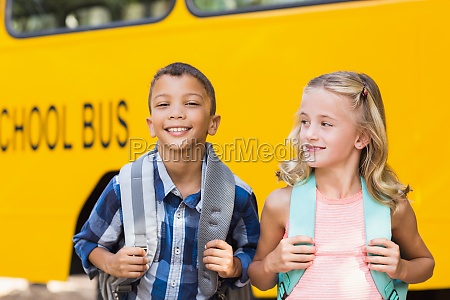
[45,105,59,150]
[99,102,112,148]
[62,105,72,150]
[0,109,9,151]
[13,108,25,151]
[29,106,43,151]
[83,103,95,149]
[117,100,128,148]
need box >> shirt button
[171,281,177,287]
[175,247,180,255]
[176,213,181,219]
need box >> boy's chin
[160,139,206,150]
[158,139,207,156]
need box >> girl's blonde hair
[278,71,408,210]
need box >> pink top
[285,189,382,300]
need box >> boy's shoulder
[233,174,253,195]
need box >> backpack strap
[111,149,158,298]
[118,145,236,299]
[277,175,408,300]
[362,180,408,300]
[120,148,158,262]
[277,173,316,300]
[197,145,236,298]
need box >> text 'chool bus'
[1,0,449,298]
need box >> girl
[248,72,434,299]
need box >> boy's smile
[166,127,189,133]
[147,74,220,153]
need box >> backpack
[277,173,408,300]
[98,146,252,300]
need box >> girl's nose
[304,124,318,141]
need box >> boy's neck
[158,145,206,199]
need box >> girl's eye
[322,122,332,127]
[155,102,168,107]
[186,101,199,106]
[301,120,310,126]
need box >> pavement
[0,275,97,300]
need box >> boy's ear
[207,115,221,136]
[355,130,370,149]
[146,117,156,138]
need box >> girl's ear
[355,130,371,149]
[207,115,221,136]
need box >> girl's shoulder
[262,185,293,222]
[391,197,415,230]
[266,185,293,204]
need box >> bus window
[6,0,174,37]
[188,0,356,15]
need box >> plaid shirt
[73,150,260,300]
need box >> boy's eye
[155,102,169,107]
[186,101,199,106]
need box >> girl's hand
[264,235,315,274]
[105,246,149,278]
[203,239,241,278]
[364,238,404,279]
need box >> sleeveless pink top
[285,189,382,300]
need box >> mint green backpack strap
[277,175,408,300]
[362,179,408,300]
[277,174,316,300]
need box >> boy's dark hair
[148,62,216,115]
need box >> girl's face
[299,88,366,171]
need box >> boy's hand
[203,240,241,278]
[264,235,315,274]
[105,246,149,278]
[364,238,404,279]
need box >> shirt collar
[152,144,210,209]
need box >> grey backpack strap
[120,149,158,263]
[108,149,157,298]
[197,146,236,298]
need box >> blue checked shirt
[73,149,260,300]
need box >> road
[0,275,97,300]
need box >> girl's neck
[314,169,361,199]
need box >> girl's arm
[248,187,315,291]
[364,198,434,283]
[391,198,434,282]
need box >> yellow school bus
[1,0,449,298]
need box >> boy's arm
[203,239,243,279]
[73,177,124,278]
[230,191,260,285]
[89,246,148,278]
[202,191,260,285]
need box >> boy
[73,62,260,300]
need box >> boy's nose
[169,105,186,119]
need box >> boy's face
[147,74,220,151]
